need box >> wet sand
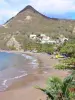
[0,52,69,100]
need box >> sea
[0,52,38,91]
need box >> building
[40,34,56,44]
[41,39,56,44]
[59,37,68,44]
[30,34,36,40]
[30,33,68,44]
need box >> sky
[0,0,75,24]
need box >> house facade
[29,34,68,44]
[30,34,36,40]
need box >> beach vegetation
[54,64,69,69]
[59,41,75,57]
[23,39,55,54]
[55,39,75,69]
[8,45,16,50]
[36,72,75,100]
[54,58,75,69]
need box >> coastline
[0,51,69,100]
[0,51,39,92]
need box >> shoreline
[0,51,69,100]
[0,51,39,92]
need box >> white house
[48,40,56,44]
[40,34,50,41]
[40,34,56,44]
[59,37,68,43]
[30,34,36,40]
[30,33,68,44]
[40,34,46,37]
[42,36,50,41]
[41,39,56,44]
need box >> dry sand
[0,52,69,100]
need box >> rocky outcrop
[7,36,21,51]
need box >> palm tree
[35,72,75,100]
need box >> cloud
[0,0,20,24]
[29,0,75,14]
[0,10,17,24]
[0,0,75,24]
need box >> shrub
[36,73,75,100]
[9,45,16,50]
[54,64,69,69]
[63,58,75,66]
[59,42,75,57]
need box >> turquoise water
[0,52,38,91]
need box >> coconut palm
[36,72,75,100]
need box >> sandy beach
[0,52,69,100]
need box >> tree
[59,42,75,57]
[8,44,16,50]
[36,72,75,100]
[54,57,75,70]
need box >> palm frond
[62,75,73,97]
[35,86,54,100]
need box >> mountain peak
[19,5,36,13]
[25,5,34,10]
[18,5,52,19]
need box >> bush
[37,43,55,54]
[9,45,16,50]
[54,64,69,69]
[23,41,55,54]
[59,42,75,57]
[54,57,75,70]
[63,58,75,66]
[36,72,75,100]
